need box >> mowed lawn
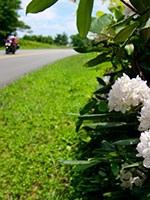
[0,53,107,199]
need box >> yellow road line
[0,52,52,60]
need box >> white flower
[108,73,150,113]
[138,100,150,131]
[136,130,150,168]
[103,75,110,85]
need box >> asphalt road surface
[0,49,77,88]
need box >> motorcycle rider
[6,34,20,49]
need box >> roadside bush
[64,1,150,199]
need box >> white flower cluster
[120,166,147,189]
[107,73,150,168]
[108,73,150,113]
[138,100,150,131]
[136,130,150,168]
[136,100,150,169]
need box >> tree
[0,0,30,42]
[23,34,54,44]
[54,33,68,46]
[70,34,92,48]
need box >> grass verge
[0,53,108,199]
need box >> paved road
[0,49,77,88]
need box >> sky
[18,0,109,38]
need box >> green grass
[0,53,108,199]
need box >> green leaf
[77,0,94,38]
[122,163,140,169]
[113,138,139,146]
[79,129,91,142]
[76,119,83,132]
[79,98,97,115]
[96,11,105,17]
[109,16,133,29]
[98,100,108,112]
[78,113,122,121]
[74,161,99,171]
[90,14,112,34]
[26,0,58,14]
[84,122,133,130]
[59,159,93,165]
[109,6,124,20]
[96,77,107,86]
[74,47,109,53]
[140,27,150,42]
[84,53,111,67]
[59,159,100,171]
[101,140,115,151]
[111,162,119,176]
[138,12,150,42]
[114,22,139,43]
[94,85,111,94]
[139,18,150,42]
[141,18,150,30]
[130,0,149,13]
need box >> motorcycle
[5,39,17,54]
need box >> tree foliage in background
[0,0,30,42]
[54,32,68,46]
[23,33,94,47]
[23,34,54,45]
[70,33,93,48]
[26,0,150,199]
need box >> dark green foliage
[70,34,92,48]
[66,1,150,199]
[23,34,54,45]
[54,33,68,46]
[0,0,30,43]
